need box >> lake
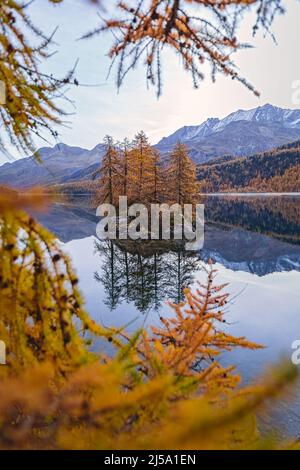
[32,194,300,439]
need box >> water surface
[33,195,300,439]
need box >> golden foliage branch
[0,205,298,449]
[0,208,117,374]
[0,0,290,152]
[83,0,286,96]
[134,262,262,395]
[0,351,297,449]
[0,1,78,155]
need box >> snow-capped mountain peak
[205,104,300,132]
[158,104,300,145]
[156,104,300,163]
[158,117,220,146]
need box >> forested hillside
[198,140,300,192]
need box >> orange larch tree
[166,142,199,206]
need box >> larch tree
[149,149,165,204]
[119,138,132,200]
[130,131,157,203]
[96,135,121,205]
[166,142,199,206]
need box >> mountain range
[1,103,300,189]
[156,103,300,163]
[0,143,105,189]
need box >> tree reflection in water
[94,239,201,313]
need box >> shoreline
[48,191,300,197]
[200,192,300,197]
[2,188,299,197]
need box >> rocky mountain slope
[0,143,105,189]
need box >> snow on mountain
[156,104,300,162]
[215,103,300,130]
[158,117,219,146]
[160,104,300,142]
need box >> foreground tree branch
[0,1,81,155]
[83,0,287,96]
[0,1,292,154]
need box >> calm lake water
[33,194,300,439]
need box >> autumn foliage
[84,0,285,97]
[198,140,300,193]
[0,1,289,153]
[138,264,261,391]
[0,208,114,375]
[95,132,199,210]
[0,202,298,449]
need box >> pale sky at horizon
[1,0,300,164]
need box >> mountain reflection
[94,239,200,313]
[201,195,300,275]
[31,195,300,278]
[203,195,300,245]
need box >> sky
[1,0,300,163]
